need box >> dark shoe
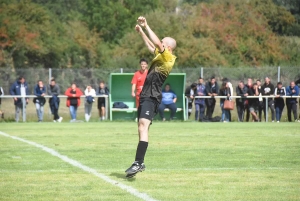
[125,161,145,178]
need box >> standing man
[9,76,29,122]
[125,16,177,178]
[245,78,253,122]
[96,81,109,121]
[256,79,264,122]
[48,79,63,123]
[65,83,83,122]
[274,82,286,122]
[236,81,248,122]
[192,77,206,121]
[205,76,218,120]
[34,80,46,122]
[286,81,299,122]
[262,77,275,122]
[131,58,148,109]
[185,83,197,118]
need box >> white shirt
[20,84,26,97]
[85,88,96,97]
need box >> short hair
[199,77,203,80]
[51,78,56,82]
[139,58,148,64]
[253,83,257,86]
[165,83,170,87]
[210,76,215,80]
[191,83,197,88]
[256,79,261,82]
[277,82,282,85]
[99,81,105,84]
[18,76,24,80]
[222,77,229,82]
[239,81,244,84]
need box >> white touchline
[0,131,158,201]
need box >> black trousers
[286,102,298,122]
[258,101,264,121]
[236,102,245,122]
[263,100,275,121]
[205,98,215,119]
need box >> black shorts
[97,98,105,109]
[138,97,159,121]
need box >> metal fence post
[22,97,26,122]
[120,68,123,73]
[277,66,280,82]
[265,97,268,122]
[185,96,188,121]
[105,96,108,120]
[48,68,52,119]
[200,67,203,78]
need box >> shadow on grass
[110,172,136,182]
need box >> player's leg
[195,103,199,121]
[292,102,298,121]
[287,103,292,122]
[126,99,157,177]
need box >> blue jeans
[69,105,78,120]
[275,104,284,121]
[35,103,44,121]
[220,102,230,122]
[158,103,177,119]
[195,103,205,121]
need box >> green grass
[0,122,300,201]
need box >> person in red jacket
[65,83,83,122]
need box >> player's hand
[137,16,147,28]
[14,97,17,101]
[135,25,142,33]
[132,92,135,97]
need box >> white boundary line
[0,131,158,201]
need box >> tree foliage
[0,0,299,69]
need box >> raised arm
[137,17,164,52]
[135,25,155,53]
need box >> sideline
[0,131,158,201]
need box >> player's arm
[131,84,136,97]
[138,16,164,52]
[135,25,155,53]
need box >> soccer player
[131,59,148,109]
[125,16,177,178]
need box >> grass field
[0,122,299,201]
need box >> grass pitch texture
[0,122,299,201]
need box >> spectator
[84,85,96,122]
[96,81,109,121]
[219,82,231,122]
[248,83,259,122]
[245,78,253,122]
[236,81,248,122]
[192,77,206,121]
[274,82,286,122]
[0,86,4,119]
[185,83,197,118]
[286,81,299,122]
[65,83,83,122]
[33,80,46,122]
[158,84,177,121]
[9,76,29,122]
[295,78,300,119]
[131,58,148,109]
[222,78,233,121]
[48,79,62,123]
[262,77,275,122]
[256,79,264,122]
[205,76,219,120]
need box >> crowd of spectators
[186,76,300,123]
[0,74,299,123]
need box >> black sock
[135,141,148,164]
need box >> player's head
[277,82,282,89]
[265,76,270,84]
[191,83,197,90]
[290,81,295,88]
[18,76,25,84]
[238,81,244,88]
[50,78,56,86]
[37,80,43,87]
[139,58,148,71]
[256,79,261,86]
[210,76,216,84]
[162,37,176,53]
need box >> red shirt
[131,70,148,95]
